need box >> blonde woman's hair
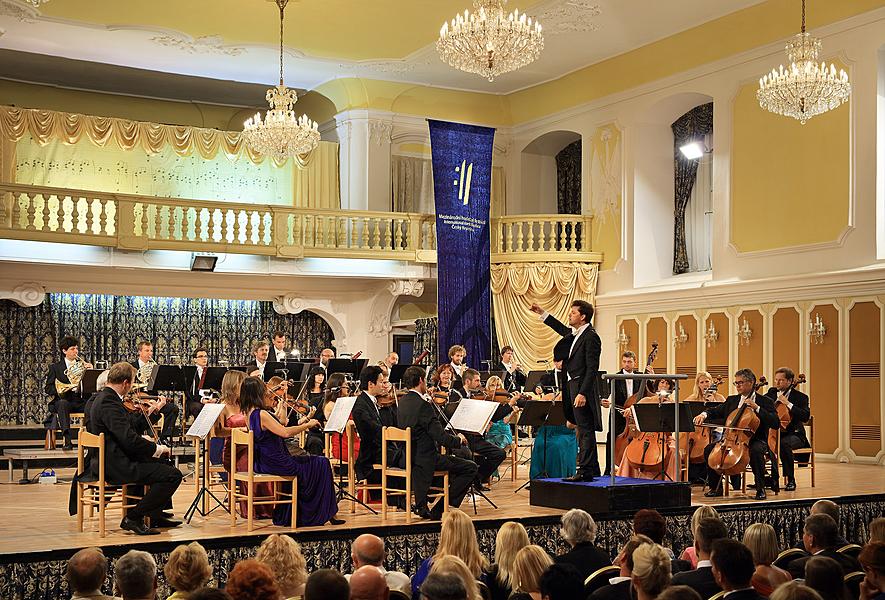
[690,505,720,538]
[256,534,308,594]
[434,509,490,578]
[430,555,482,600]
[163,542,212,593]
[485,376,504,391]
[220,370,247,406]
[870,517,885,543]
[494,521,530,588]
[770,581,824,600]
[685,371,713,401]
[631,543,672,596]
[743,523,780,566]
[511,545,553,594]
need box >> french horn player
[45,336,93,450]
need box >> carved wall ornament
[369,121,394,146]
[2,282,46,307]
[0,0,39,22]
[588,124,621,224]
[150,34,247,56]
[535,0,601,34]
[388,279,424,298]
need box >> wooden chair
[844,571,864,600]
[837,544,863,560]
[75,429,141,537]
[585,565,619,593]
[380,426,448,523]
[789,415,816,487]
[45,411,86,449]
[708,592,726,600]
[335,422,382,514]
[194,432,230,512]
[230,428,297,532]
[773,548,808,570]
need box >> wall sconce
[704,319,719,348]
[808,312,827,344]
[616,326,630,350]
[737,317,753,346]
[674,323,689,347]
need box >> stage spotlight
[190,253,218,272]
[679,141,705,160]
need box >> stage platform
[0,461,882,600]
[530,476,692,512]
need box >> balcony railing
[0,182,600,264]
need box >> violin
[122,390,165,444]
[775,374,806,430]
[614,342,659,466]
[376,382,403,408]
[706,376,768,477]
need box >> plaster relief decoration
[1,282,46,307]
[273,294,347,350]
[0,0,39,22]
[273,295,306,315]
[535,0,601,34]
[587,124,622,269]
[150,33,247,57]
[368,279,425,337]
[369,121,394,146]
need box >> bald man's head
[349,565,388,600]
[352,534,385,568]
[66,547,108,593]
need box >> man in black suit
[554,508,611,583]
[710,539,766,600]
[765,367,810,491]
[447,345,468,394]
[672,518,730,599]
[590,535,654,600]
[183,347,210,420]
[498,345,527,392]
[45,336,93,450]
[600,351,641,476]
[130,341,179,440]
[532,300,602,481]
[271,331,293,363]
[351,365,403,484]
[244,340,270,379]
[460,368,507,490]
[694,368,779,500]
[319,348,335,376]
[788,514,861,578]
[87,362,182,535]
[396,366,477,520]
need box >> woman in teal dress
[530,406,578,479]
[483,376,517,449]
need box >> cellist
[764,367,810,491]
[617,378,679,481]
[693,368,779,500]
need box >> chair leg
[98,482,106,538]
[230,481,237,528]
[291,478,298,529]
[511,443,517,482]
[76,484,84,532]
[247,483,254,533]
[443,474,450,514]
[381,472,388,521]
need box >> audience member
[790,514,861,578]
[870,519,885,544]
[350,565,389,600]
[770,582,824,600]
[554,508,611,582]
[189,590,232,600]
[538,563,584,600]
[743,523,792,596]
[805,501,850,548]
[804,556,848,600]
[858,542,885,600]
[411,509,489,598]
[66,547,114,600]
[509,546,553,600]
[347,534,411,596]
[305,569,350,600]
[420,573,467,600]
[633,509,690,573]
[430,556,481,600]
[591,535,655,600]
[164,542,212,599]
[680,506,720,568]
[225,560,280,600]
[710,539,764,600]
[672,517,729,599]
[115,550,158,600]
[487,521,530,600]
[256,534,308,599]
[631,544,672,600]
[657,585,702,600]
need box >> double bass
[613,342,659,465]
[706,376,768,477]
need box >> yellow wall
[730,78,850,252]
[587,124,621,270]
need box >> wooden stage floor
[0,460,882,557]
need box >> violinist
[130,341,179,441]
[351,366,404,485]
[683,371,726,483]
[498,346,526,391]
[617,378,678,481]
[482,375,521,452]
[694,369,779,500]
[460,369,507,491]
[86,362,182,535]
[764,367,810,491]
[301,366,327,419]
[430,364,463,418]
[447,345,468,394]
[323,373,360,461]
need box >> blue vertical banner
[428,119,495,368]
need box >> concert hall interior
[0,1,884,599]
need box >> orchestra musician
[319,348,335,376]
[45,335,93,450]
[396,366,477,520]
[381,352,399,374]
[351,366,404,485]
[447,345,468,394]
[271,331,292,362]
[130,341,179,440]
[184,347,210,420]
[765,367,810,491]
[694,368,779,500]
[430,364,464,418]
[460,369,507,491]
[482,375,521,451]
[498,345,526,391]
[245,340,270,379]
[86,362,182,535]
[532,300,603,482]
[616,378,679,481]
[684,371,726,484]
[600,350,641,476]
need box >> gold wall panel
[809,304,840,453]
[737,309,764,383]
[848,302,882,457]
[646,317,668,372]
[675,314,698,381]
[619,318,640,360]
[772,307,801,376]
[704,312,730,389]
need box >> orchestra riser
[0,462,882,600]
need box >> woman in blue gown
[529,404,578,479]
[239,376,343,527]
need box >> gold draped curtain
[491,262,598,366]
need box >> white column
[335,109,394,212]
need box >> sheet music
[185,402,226,439]
[324,396,358,434]
[449,399,499,434]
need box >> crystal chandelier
[437,0,544,82]
[807,312,827,344]
[756,0,851,124]
[243,0,319,162]
[704,319,719,348]
[736,317,753,347]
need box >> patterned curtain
[555,140,582,250]
[0,295,333,425]
[672,103,713,274]
[414,317,438,372]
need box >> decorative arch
[519,129,582,214]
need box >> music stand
[202,367,228,392]
[273,362,305,383]
[479,370,505,385]
[183,402,228,522]
[524,370,549,393]
[261,361,285,382]
[81,369,105,396]
[515,401,567,492]
[388,364,409,386]
[152,365,186,392]
[327,358,362,379]
[229,365,251,373]
[633,401,693,481]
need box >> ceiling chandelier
[243,0,319,162]
[437,0,544,82]
[756,0,850,125]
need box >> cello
[706,376,768,477]
[684,375,724,464]
[613,342,658,465]
[776,374,806,430]
[622,378,672,476]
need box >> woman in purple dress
[239,376,343,527]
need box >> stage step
[530,476,692,513]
